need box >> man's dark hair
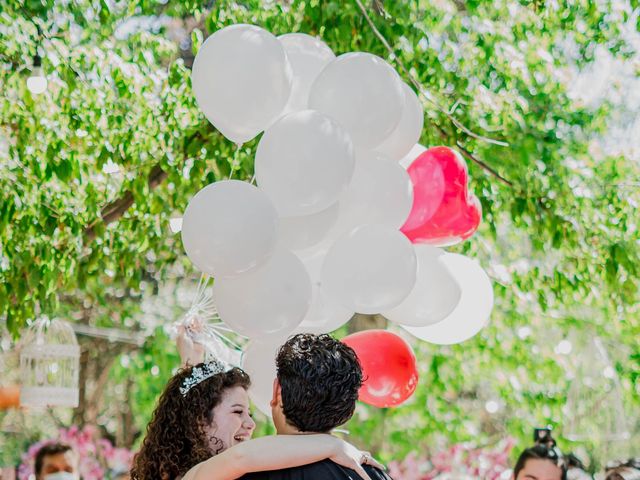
[514,442,568,480]
[35,443,73,475]
[276,333,363,433]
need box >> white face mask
[43,473,78,480]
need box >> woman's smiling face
[204,385,256,453]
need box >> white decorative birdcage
[19,317,80,408]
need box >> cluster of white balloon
[182,24,493,412]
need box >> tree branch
[83,164,167,243]
[353,0,516,188]
[432,122,514,187]
[353,0,508,147]
[456,142,513,187]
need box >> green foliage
[106,327,181,447]
[0,0,638,466]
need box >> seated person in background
[34,443,79,480]
[512,428,567,480]
[606,468,640,480]
[605,459,640,480]
[566,453,592,480]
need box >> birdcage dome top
[20,317,79,361]
[22,317,78,347]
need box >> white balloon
[294,250,354,334]
[399,143,427,169]
[287,233,334,288]
[213,248,312,338]
[181,180,278,277]
[291,238,332,268]
[295,287,354,334]
[383,245,462,327]
[331,150,413,236]
[278,33,335,114]
[279,202,340,251]
[192,24,292,144]
[256,110,355,216]
[375,83,424,161]
[242,339,284,417]
[322,225,417,314]
[402,253,493,345]
[309,52,404,149]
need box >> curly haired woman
[130,360,379,480]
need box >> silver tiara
[180,360,229,396]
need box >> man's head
[270,333,363,433]
[34,443,79,480]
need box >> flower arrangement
[388,438,516,480]
[18,425,134,480]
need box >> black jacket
[239,459,393,480]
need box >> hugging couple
[131,333,393,480]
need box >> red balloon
[342,330,418,408]
[401,146,481,246]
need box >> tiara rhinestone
[179,360,228,396]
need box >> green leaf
[54,158,73,182]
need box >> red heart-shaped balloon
[401,146,481,246]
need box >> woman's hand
[329,438,385,480]
[176,324,205,366]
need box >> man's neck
[276,423,327,436]
[277,424,299,435]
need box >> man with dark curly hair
[240,333,393,480]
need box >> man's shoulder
[239,459,393,480]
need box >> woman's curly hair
[130,363,250,480]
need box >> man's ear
[270,377,283,408]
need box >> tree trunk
[348,313,388,333]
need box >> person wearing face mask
[131,360,381,480]
[566,453,592,480]
[34,443,79,480]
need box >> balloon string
[228,144,242,180]
[210,323,240,334]
[209,327,244,350]
[201,322,244,350]
[192,273,208,308]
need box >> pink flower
[383,438,515,480]
[18,425,135,480]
